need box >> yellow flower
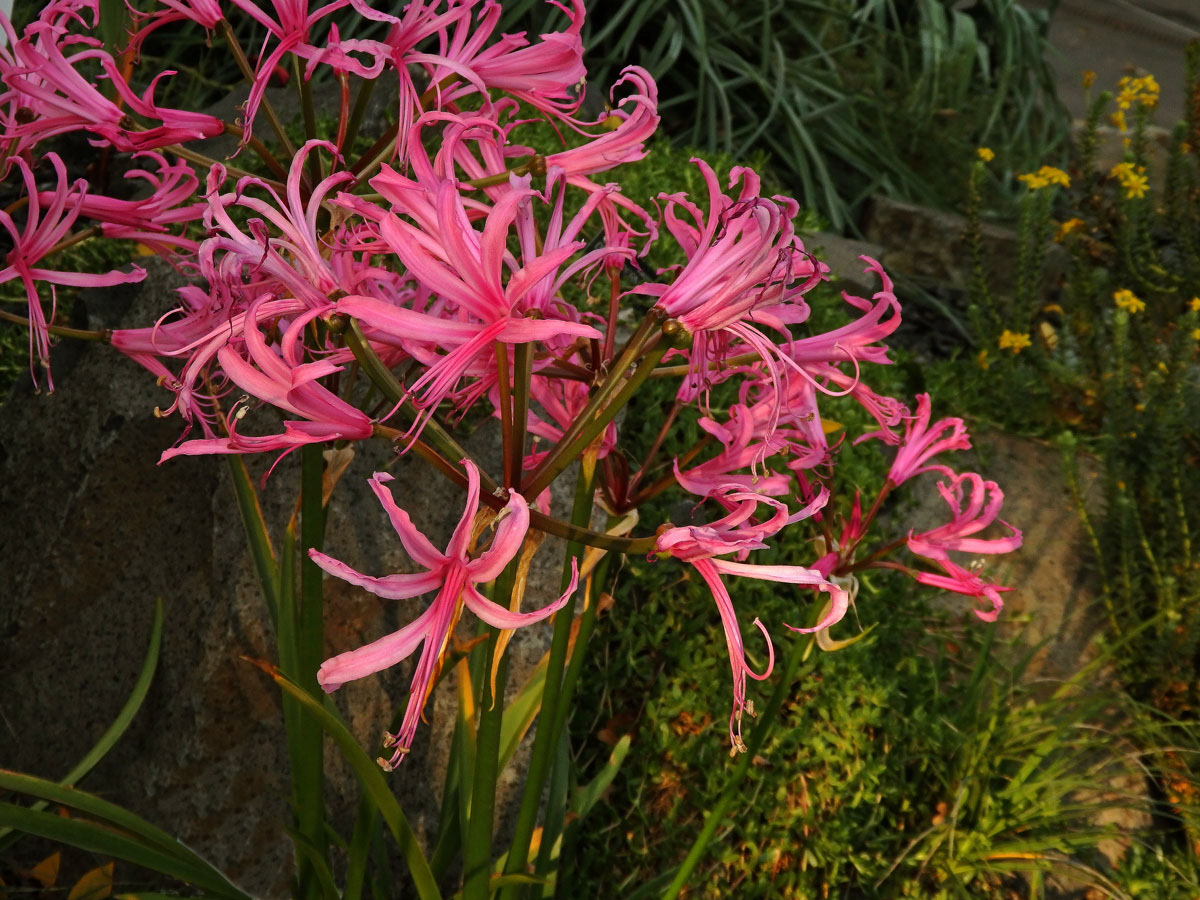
[976,348,991,370]
[1122,173,1149,199]
[1082,70,1096,89]
[1137,74,1161,106]
[1117,74,1160,108]
[1110,162,1149,198]
[1193,327,1200,341]
[1055,218,1084,242]
[1111,109,1128,132]
[1018,166,1070,191]
[998,329,1032,353]
[1038,165,1070,187]
[1113,289,1146,313]
[1189,297,1200,312]
[976,147,995,162]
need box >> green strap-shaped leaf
[0,601,162,851]
[0,803,250,900]
[254,662,443,900]
[226,457,280,624]
[497,655,548,773]
[569,735,631,819]
[286,827,341,900]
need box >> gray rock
[0,259,573,897]
[800,230,885,298]
[861,195,1068,301]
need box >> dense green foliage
[505,0,1069,229]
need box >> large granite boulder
[0,260,571,897]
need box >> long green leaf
[286,827,342,900]
[569,735,632,819]
[250,661,443,900]
[0,771,240,882]
[0,803,250,900]
[0,599,163,851]
[226,456,280,624]
[498,651,548,773]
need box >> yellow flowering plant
[962,58,1200,742]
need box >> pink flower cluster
[1,0,1020,762]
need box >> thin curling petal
[871,393,972,485]
[655,490,838,753]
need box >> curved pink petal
[308,549,443,600]
[317,604,437,692]
[461,555,577,629]
[367,472,446,569]
[468,491,531,583]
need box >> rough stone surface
[897,429,1104,679]
[0,260,570,898]
[802,230,885,298]
[862,195,1069,302]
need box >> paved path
[1035,0,1200,124]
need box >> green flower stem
[536,531,617,899]
[498,456,597,898]
[463,562,521,900]
[1173,466,1193,572]
[369,422,654,556]
[496,341,515,487]
[661,635,812,900]
[343,316,656,554]
[294,54,320,156]
[220,122,290,182]
[511,342,533,490]
[0,307,110,342]
[532,734,570,896]
[273,453,331,900]
[626,398,682,497]
[523,315,670,500]
[163,141,287,192]
[338,317,498,490]
[343,75,377,161]
[462,157,543,190]
[291,445,330,900]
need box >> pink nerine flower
[159,300,373,460]
[863,392,971,485]
[655,489,846,752]
[914,559,1012,623]
[0,154,145,390]
[907,472,1021,561]
[309,463,578,769]
[907,472,1021,622]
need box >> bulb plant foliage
[0,1,1022,897]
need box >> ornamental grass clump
[0,1,1021,896]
